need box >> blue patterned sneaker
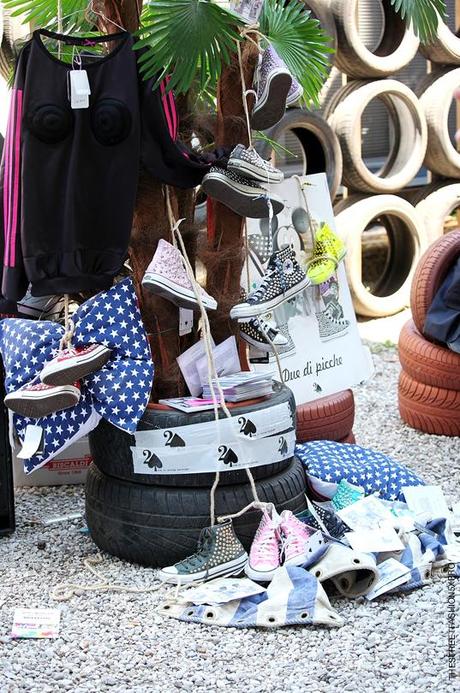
[251,46,292,131]
[158,520,248,585]
[286,77,304,107]
[230,246,310,319]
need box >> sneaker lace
[253,528,279,562]
[174,527,213,571]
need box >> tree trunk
[207,40,259,344]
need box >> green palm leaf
[135,0,244,94]
[260,0,332,106]
[3,0,90,32]
[391,0,446,42]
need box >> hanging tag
[68,69,91,109]
[17,424,44,459]
[179,308,194,336]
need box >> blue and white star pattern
[0,278,154,473]
[296,440,425,502]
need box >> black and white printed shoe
[228,144,284,184]
[316,306,350,342]
[268,322,296,360]
[251,46,292,131]
[230,246,310,319]
[202,167,284,219]
[239,316,289,352]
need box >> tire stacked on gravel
[296,390,355,445]
[85,384,308,568]
[398,231,460,436]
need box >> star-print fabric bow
[0,278,154,473]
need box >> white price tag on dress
[68,69,91,109]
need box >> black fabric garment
[424,257,460,354]
[0,29,213,304]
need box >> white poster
[244,173,373,405]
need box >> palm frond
[391,0,446,42]
[135,0,245,94]
[3,0,90,33]
[260,0,332,106]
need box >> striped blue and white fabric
[296,440,425,502]
[160,566,344,628]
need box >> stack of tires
[398,230,460,435]
[85,384,308,568]
[296,389,355,445]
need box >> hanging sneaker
[267,321,296,360]
[279,510,325,567]
[286,77,304,107]
[142,239,217,312]
[4,380,81,418]
[227,144,284,184]
[158,520,247,584]
[230,246,310,319]
[251,46,292,131]
[245,503,281,582]
[306,223,346,286]
[40,344,112,386]
[202,166,284,218]
[239,316,289,352]
[316,305,350,342]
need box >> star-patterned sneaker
[251,46,292,131]
[142,239,217,312]
[306,223,346,285]
[4,380,81,418]
[230,246,310,319]
[245,503,281,582]
[202,166,284,218]
[158,520,248,584]
[316,306,350,342]
[239,316,288,352]
[227,144,284,183]
[40,344,112,386]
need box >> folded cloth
[307,542,379,598]
[424,259,460,352]
[159,566,343,628]
[0,278,154,472]
[296,441,425,501]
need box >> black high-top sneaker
[230,246,310,319]
[239,315,289,352]
[158,520,248,584]
[202,166,284,219]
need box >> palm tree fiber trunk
[207,38,259,344]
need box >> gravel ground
[1,346,459,693]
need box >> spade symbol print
[278,437,288,456]
[218,445,239,468]
[164,430,186,447]
[143,449,163,471]
[238,416,257,438]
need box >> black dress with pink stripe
[0,29,213,306]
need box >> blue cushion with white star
[295,440,425,502]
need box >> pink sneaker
[280,510,324,567]
[244,503,281,582]
[142,239,217,311]
[4,380,80,418]
[40,344,112,386]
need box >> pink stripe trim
[160,80,175,140]
[10,89,23,268]
[168,90,178,140]
[3,90,16,266]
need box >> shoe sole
[251,70,293,131]
[158,553,248,585]
[319,326,349,342]
[202,173,284,219]
[286,86,304,108]
[244,562,278,583]
[227,159,284,184]
[41,345,112,386]
[268,345,296,361]
[5,386,80,418]
[230,276,311,319]
[142,274,217,312]
[240,331,288,352]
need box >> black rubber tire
[85,458,308,568]
[257,109,343,200]
[89,383,296,487]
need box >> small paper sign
[11,608,61,639]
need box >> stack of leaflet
[202,372,274,403]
